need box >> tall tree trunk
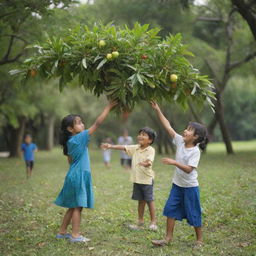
[46,116,55,151]
[164,136,170,155]
[207,115,218,141]
[156,129,163,155]
[188,100,203,123]
[8,117,26,157]
[215,92,234,154]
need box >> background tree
[0,0,77,65]
[231,0,256,40]
[0,0,78,156]
[193,0,256,153]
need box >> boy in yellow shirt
[101,127,157,231]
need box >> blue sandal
[56,233,72,239]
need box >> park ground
[0,141,256,256]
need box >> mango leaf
[96,59,107,70]
[82,58,87,69]
[9,69,25,76]
[136,74,144,85]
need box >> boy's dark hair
[188,122,209,151]
[138,127,157,145]
[59,114,81,155]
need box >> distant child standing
[21,134,38,179]
[102,137,113,168]
[55,101,116,243]
[151,102,208,247]
[117,130,133,169]
[101,127,157,231]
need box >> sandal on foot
[149,224,158,231]
[193,241,203,249]
[128,223,144,230]
[69,235,90,243]
[56,233,72,239]
[152,239,169,246]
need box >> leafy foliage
[11,23,215,112]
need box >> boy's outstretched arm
[151,101,176,138]
[88,101,117,135]
[101,143,126,151]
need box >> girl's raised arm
[88,101,117,135]
[151,101,176,138]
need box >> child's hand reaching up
[108,100,118,109]
[151,101,160,111]
[161,157,176,165]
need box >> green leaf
[144,78,155,88]
[136,74,143,85]
[9,69,24,76]
[82,58,87,69]
[93,55,103,63]
[124,64,137,71]
[96,59,107,70]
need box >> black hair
[138,127,157,145]
[188,122,209,151]
[59,114,81,155]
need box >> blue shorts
[163,183,202,227]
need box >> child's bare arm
[101,143,126,151]
[151,101,176,138]
[161,158,193,173]
[88,101,117,135]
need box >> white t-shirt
[172,133,201,187]
[118,136,133,159]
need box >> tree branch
[0,11,18,20]
[0,52,23,65]
[0,34,27,65]
[1,34,28,44]
[222,9,236,88]
[229,51,256,71]
[3,35,15,61]
[204,59,222,91]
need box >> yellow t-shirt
[125,144,155,185]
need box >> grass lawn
[0,141,255,256]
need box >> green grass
[0,141,256,256]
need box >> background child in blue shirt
[21,134,38,179]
